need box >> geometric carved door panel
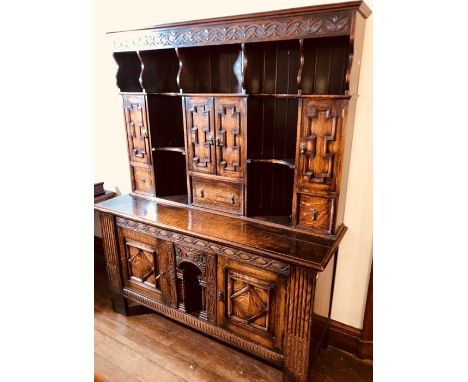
[185,97,216,175]
[217,256,286,352]
[125,240,159,289]
[296,99,346,192]
[214,97,246,178]
[227,270,273,333]
[123,95,152,165]
[118,227,178,307]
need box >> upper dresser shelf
[110,1,371,96]
[108,1,371,237]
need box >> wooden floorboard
[95,251,372,382]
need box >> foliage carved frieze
[111,12,351,51]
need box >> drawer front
[191,176,244,215]
[131,165,155,196]
[123,95,152,165]
[296,193,335,234]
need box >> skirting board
[94,235,373,360]
[327,319,373,360]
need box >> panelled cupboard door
[296,99,347,193]
[123,95,152,165]
[214,97,246,178]
[118,227,178,308]
[217,256,286,352]
[185,97,216,175]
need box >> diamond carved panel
[126,241,158,289]
[227,270,273,333]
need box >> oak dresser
[95,2,371,380]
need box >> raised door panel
[214,97,246,179]
[185,97,216,175]
[118,227,177,307]
[217,257,286,352]
[123,95,152,165]
[296,99,347,192]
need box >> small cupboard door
[123,94,155,197]
[185,97,216,175]
[123,95,152,165]
[118,227,178,307]
[217,256,286,352]
[214,97,246,178]
[296,99,347,193]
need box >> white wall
[94,0,373,329]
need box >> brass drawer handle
[200,189,205,198]
[141,177,147,183]
[230,195,235,204]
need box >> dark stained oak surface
[95,194,344,270]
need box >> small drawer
[192,176,244,215]
[132,165,155,196]
[297,193,335,234]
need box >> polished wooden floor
[95,250,372,382]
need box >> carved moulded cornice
[111,11,352,52]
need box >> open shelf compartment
[177,45,243,93]
[244,36,350,95]
[139,49,179,93]
[247,162,294,226]
[147,94,187,204]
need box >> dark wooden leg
[283,267,315,382]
